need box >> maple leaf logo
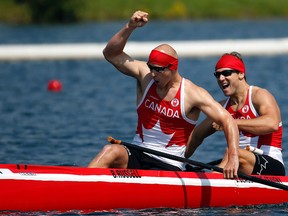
[142,120,175,148]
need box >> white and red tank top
[132,78,197,169]
[224,86,283,164]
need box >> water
[0,19,288,215]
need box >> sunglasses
[214,70,239,79]
[147,63,170,73]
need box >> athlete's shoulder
[251,85,275,101]
[183,78,215,106]
[183,78,204,92]
[251,85,269,94]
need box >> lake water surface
[0,19,288,215]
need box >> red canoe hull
[0,164,287,212]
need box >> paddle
[186,158,223,171]
[207,158,223,165]
[107,136,288,191]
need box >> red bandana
[148,50,178,70]
[215,54,246,74]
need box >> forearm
[103,23,136,59]
[185,138,202,158]
[103,11,148,60]
[185,120,215,158]
[236,116,279,135]
[223,119,239,158]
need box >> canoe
[0,163,288,212]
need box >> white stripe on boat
[0,168,284,189]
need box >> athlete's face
[214,68,241,96]
[148,63,172,87]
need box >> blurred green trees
[0,0,287,24]
[13,0,82,23]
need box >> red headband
[215,54,245,74]
[148,49,178,70]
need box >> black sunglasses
[214,70,239,79]
[147,63,170,73]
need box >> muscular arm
[102,11,149,80]
[185,99,229,158]
[185,117,215,158]
[236,87,281,134]
[186,84,239,178]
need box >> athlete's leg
[88,144,129,168]
[217,148,228,170]
[238,148,256,174]
[252,154,285,176]
[218,148,255,175]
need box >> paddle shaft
[187,158,223,171]
[206,158,223,166]
[119,140,288,191]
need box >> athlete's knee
[101,144,129,164]
[238,149,255,165]
[101,144,114,152]
[88,144,126,168]
[102,144,125,157]
[237,149,256,174]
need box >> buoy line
[0,38,288,61]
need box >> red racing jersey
[132,78,196,169]
[224,86,283,164]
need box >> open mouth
[222,83,230,89]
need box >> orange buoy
[48,79,62,92]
